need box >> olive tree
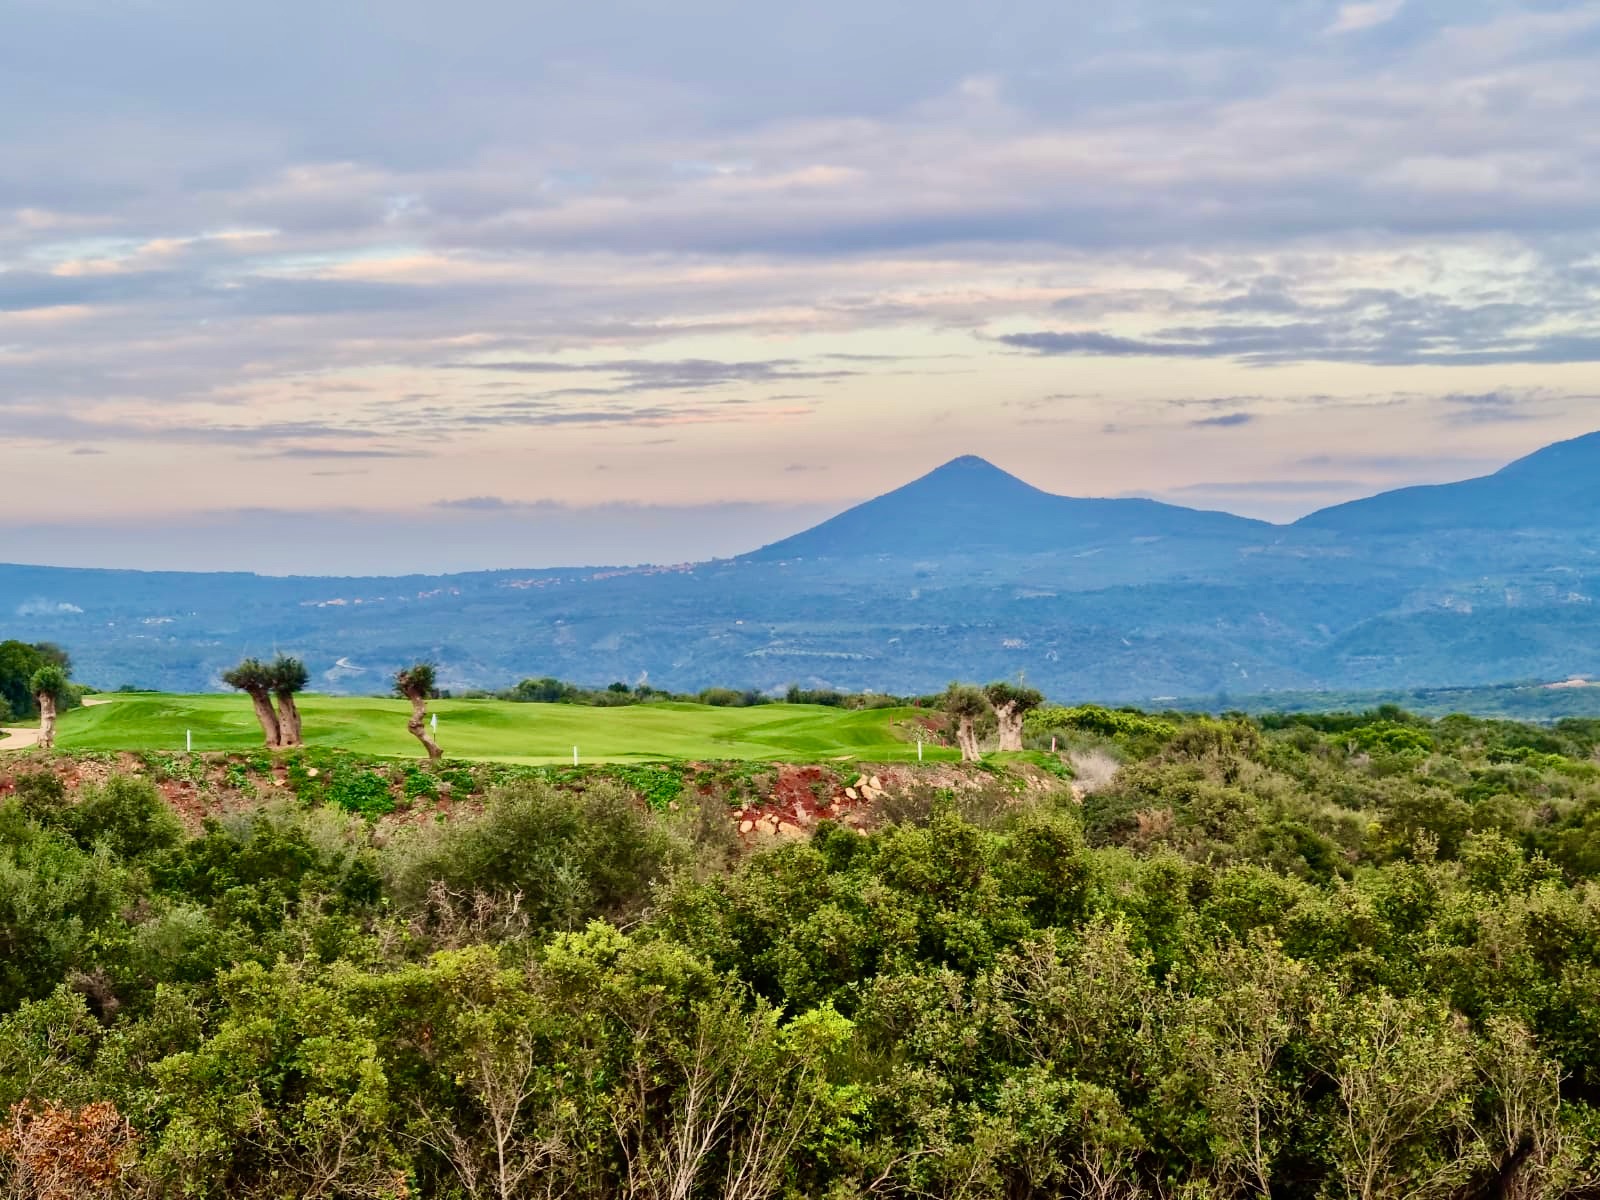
[28,665,71,751]
[222,658,282,748]
[396,663,443,762]
[943,683,992,763]
[985,681,1044,752]
[268,656,310,748]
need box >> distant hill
[1297,430,1600,533]
[4,433,1600,699]
[746,454,1270,560]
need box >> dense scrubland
[6,706,1600,1197]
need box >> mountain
[1297,430,1600,534]
[746,455,1270,560]
[4,434,1600,701]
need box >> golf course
[33,692,950,764]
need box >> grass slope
[50,694,946,764]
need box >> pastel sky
[4,0,1600,573]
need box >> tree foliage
[0,642,73,723]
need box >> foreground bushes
[6,709,1600,1196]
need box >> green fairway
[48,693,952,764]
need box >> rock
[869,776,882,790]
[307,767,319,778]
[739,820,755,834]
[845,787,859,800]
[776,821,802,837]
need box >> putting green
[48,693,952,765]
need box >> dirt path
[0,694,113,752]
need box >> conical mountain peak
[744,454,1266,561]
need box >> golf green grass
[49,694,953,765]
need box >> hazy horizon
[0,438,1573,576]
[5,1,1600,572]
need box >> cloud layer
[3,0,1599,568]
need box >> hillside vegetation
[6,706,1600,1196]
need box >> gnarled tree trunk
[956,715,982,762]
[405,692,442,761]
[35,692,57,750]
[247,688,283,748]
[994,701,1025,751]
[274,690,303,747]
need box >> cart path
[0,694,114,752]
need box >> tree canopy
[219,658,273,694]
[27,665,69,703]
[0,642,70,722]
[267,655,309,694]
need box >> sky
[3,0,1600,574]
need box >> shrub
[10,772,68,823]
[328,766,395,818]
[71,776,182,860]
[389,778,686,936]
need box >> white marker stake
[917,739,923,762]
[186,730,192,753]
[573,746,579,766]
[431,712,438,733]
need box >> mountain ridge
[1296,429,1600,534]
[4,431,1600,699]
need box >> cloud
[1167,478,1367,495]
[2,0,1600,552]
[1190,413,1255,428]
[1326,0,1405,36]
[999,278,1600,367]
[433,496,529,511]
[258,446,430,459]
[998,331,1219,359]
[1438,391,1541,425]
[448,357,858,393]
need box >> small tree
[28,665,71,751]
[396,663,443,762]
[222,658,282,748]
[268,656,310,748]
[943,683,991,763]
[985,681,1045,752]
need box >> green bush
[328,765,395,817]
[70,775,183,860]
[389,778,684,934]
